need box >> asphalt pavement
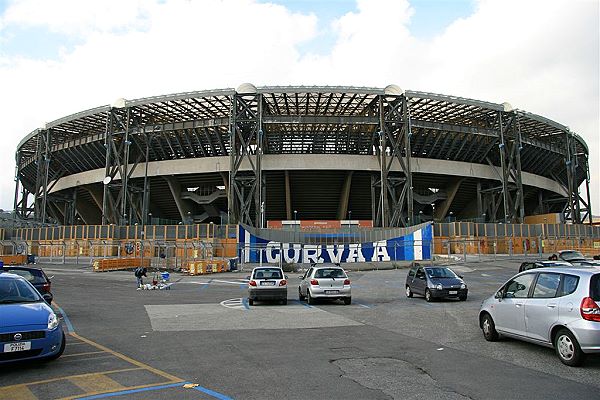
[1,260,599,400]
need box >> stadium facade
[13,84,592,228]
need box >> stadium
[13,84,592,228]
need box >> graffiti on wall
[239,224,433,263]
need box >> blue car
[0,273,65,363]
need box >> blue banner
[239,225,433,263]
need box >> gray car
[479,266,600,366]
[405,265,468,302]
[298,265,351,305]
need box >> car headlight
[48,313,59,330]
[460,283,467,290]
[436,284,443,291]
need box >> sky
[0,0,598,217]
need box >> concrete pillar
[164,176,194,223]
[337,171,353,220]
[434,178,463,220]
[285,171,292,220]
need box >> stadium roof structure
[14,85,591,227]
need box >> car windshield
[314,268,346,279]
[561,251,585,261]
[253,269,282,279]
[5,269,47,284]
[425,267,457,278]
[0,278,42,304]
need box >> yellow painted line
[57,381,180,400]
[69,332,182,382]
[69,374,125,394]
[0,385,37,400]
[0,368,143,390]
[62,351,106,358]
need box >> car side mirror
[42,293,52,304]
[246,276,251,280]
[48,275,54,280]
[458,275,463,279]
[298,276,304,279]
[495,290,503,299]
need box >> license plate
[260,281,275,286]
[449,290,458,295]
[325,290,339,294]
[4,342,31,353]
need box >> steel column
[229,91,264,227]
[378,94,413,227]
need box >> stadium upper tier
[14,85,591,226]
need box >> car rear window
[253,269,282,279]
[591,274,600,301]
[4,269,46,284]
[314,269,346,279]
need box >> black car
[405,265,467,302]
[0,266,53,304]
[518,260,572,272]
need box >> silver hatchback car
[247,267,288,305]
[479,266,600,366]
[298,265,351,305]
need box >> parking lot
[1,259,599,400]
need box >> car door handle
[515,303,524,307]
[547,304,557,309]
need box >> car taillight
[310,279,319,286]
[42,283,51,292]
[249,280,257,287]
[279,280,287,286]
[580,297,600,322]
[343,279,350,285]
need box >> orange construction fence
[93,257,151,272]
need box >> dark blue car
[0,273,65,363]
[405,265,468,302]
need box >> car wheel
[405,286,413,298]
[248,298,254,306]
[481,313,499,341]
[459,294,467,301]
[344,297,351,305]
[46,332,66,361]
[425,289,433,302]
[298,287,305,301]
[307,290,315,305]
[554,328,585,367]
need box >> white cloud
[0,0,597,217]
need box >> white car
[479,266,600,366]
[247,267,287,305]
[298,265,351,305]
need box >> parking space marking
[220,298,247,310]
[59,382,184,400]
[53,302,75,333]
[69,374,125,395]
[0,385,37,400]
[62,351,107,358]
[69,332,182,383]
